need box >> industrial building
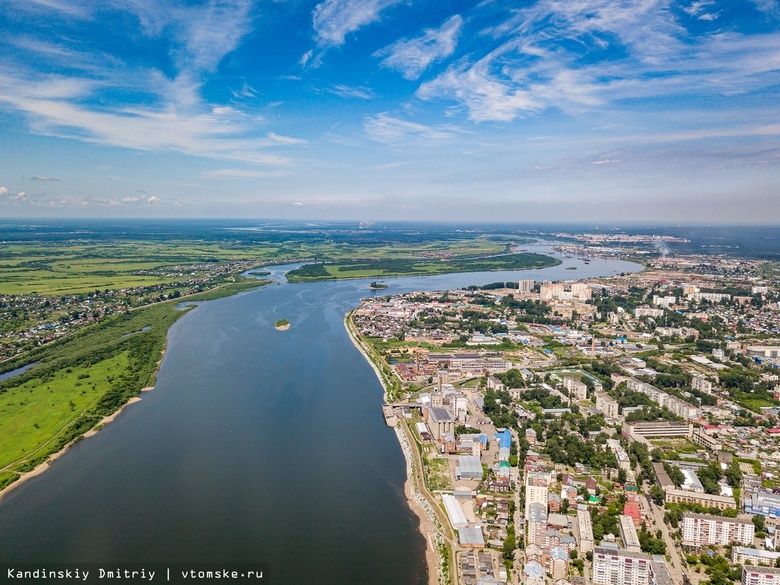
[745,490,780,519]
[456,455,483,481]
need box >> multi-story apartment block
[733,547,780,565]
[576,508,594,553]
[681,513,755,546]
[525,471,549,520]
[563,376,588,400]
[593,547,652,585]
[743,566,780,585]
[595,392,620,419]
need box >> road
[643,494,699,585]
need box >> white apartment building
[733,547,780,565]
[743,566,780,585]
[563,376,588,400]
[692,374,713,394]
[593,547,652,585]
[525,471,549,520]
[576,508,594,553]
[606,439,631,471]
[635,307,665,318]
[595,392,620,419]
[653,295,677,308]
[682,513,755,546]
[619,515,642,552]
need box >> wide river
[0,243,640,584]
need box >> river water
[0,244,640,584]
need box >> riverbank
[345,309,452,585]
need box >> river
[0,244,641,584]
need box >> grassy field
[0,238,509,295]
[0,352,128,470]
[287,252,560,282]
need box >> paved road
[643,494,699,585]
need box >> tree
[651,484,665,505]
[725,459,743,488]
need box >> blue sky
[0,0,779,221]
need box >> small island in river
[274,319,291,331]
[369,281,388,290]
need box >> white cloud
[201,169,291,179]
[592,158,623,165]
[376,15,463,80]
[312,0,404,47]
[417,59,541,122]
[4,0,91,18]
[684,1,715,16]
[30,175,59,181]
[326,84,374,99]
[750,0,779,13]
[292,201,305,206]
[416,0,780,122]
[0,72,295,166]
[0,187,8,195]
[300,50,314,68]
[364,113,464,144]
[373,161,412,169]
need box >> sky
[0,0,779,222]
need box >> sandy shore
[0,393,146,501]
[345,311,446,585]
[274,323,291,331]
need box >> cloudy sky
[0,0,779,221]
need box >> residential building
[595,392,620,419]
[665,489,736,510]
[681,513,755,546]
[592,547,652,585]
[743,566,780,585]
[576,509,594,553]
[692,375,713,394]
[733,547,780,565]
[525,471,550,520]
[607,439,631,471]
[564,376,588,401]
[619,515,642,552]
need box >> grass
[425,455,452,491]
[0,238,509,296]
[287,252,561,282]
[275,319,290,327]
[0,353,127,470]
